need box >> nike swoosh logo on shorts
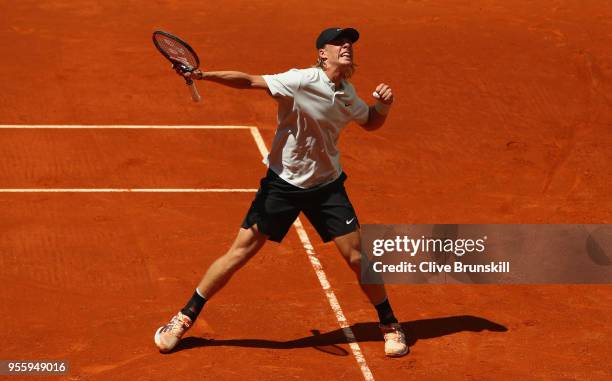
[346,217,355,224]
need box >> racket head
[152,30,200,73]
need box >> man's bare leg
[333,229,387,305]
[333,229,408,357]
[196,225,268,299]
[155,225,267,352]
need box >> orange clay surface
[1,1,611,380]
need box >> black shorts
[241,170,359,243]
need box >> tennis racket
[152,30,201,102]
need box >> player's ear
[318,48,327,60]
[317,49,328,68]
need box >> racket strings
[154,35,198,70]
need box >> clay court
[1,1,611,380]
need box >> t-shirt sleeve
[352,97,370,125]
[262,69,302,97]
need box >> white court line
[0,188,257,193]
[0,125,252,129]
[249,128,375,381]
[249,127,269,159]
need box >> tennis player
[155,27,407,357]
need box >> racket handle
[372,91,381,99]
[187,79,201,102]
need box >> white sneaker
[380,323,408,357]
[154,311,192,353]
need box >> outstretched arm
[360,83,393,131]
[181,69,268,90]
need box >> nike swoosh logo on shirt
[346,217,355,224]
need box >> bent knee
[348,251,363,269]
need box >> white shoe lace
[382,326,405,345]
[164,313,191,337]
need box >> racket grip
[187,79,201,102]
[372,91,381,99]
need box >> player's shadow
[171,315,507,356]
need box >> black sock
[180,289,207,321]
[375,298,398,325]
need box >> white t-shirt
[262,68,369,188]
